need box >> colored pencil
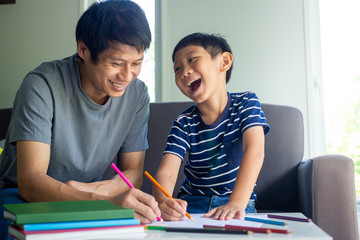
[144,171,193,220]
[145,226,250,234]
[244,217,287,226]
[225,224,292,234]
[203,225,269,234]
[267,214,312,222]
[111,164,163,222]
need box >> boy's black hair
[76,0,151,63]
[172,33,233,83]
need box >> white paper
[147,214,265,228]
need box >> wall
[156,0,326,158]
[0,0,325,158]
[0,0,87,109]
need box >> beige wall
[156,0,325,158]
[0,0,325,157]
[0,0,82,108]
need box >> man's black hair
[172,33,233,83]
[76,0,151,63]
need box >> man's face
[79,42,144,104]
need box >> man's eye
[112,62,122,67]
[133,62,142,66]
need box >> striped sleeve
[239,92,270,134]
[163,115,191,161]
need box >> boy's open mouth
[188,78,201,92]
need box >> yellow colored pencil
[144,171,193,221]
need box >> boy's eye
[174,66,180,73]
[189,57,195,63]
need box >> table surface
[141,212,332,240]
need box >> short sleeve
[119,85,150,152]
[9,73,54,145]
[239,92,270,135]
[163,118,191,161]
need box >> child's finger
[204,207,218,218]
[234,210,245,220]
[175,198,188,210]
[166,198,187,215]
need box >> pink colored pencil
[111,163,163,222]
[111,163,135,188]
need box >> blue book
[20,218,140,231]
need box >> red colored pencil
[225,225,292,234]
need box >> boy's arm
[204,126,265,220]
[154,153,187,221]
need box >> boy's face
[173,45,229,104]
[78,41,144,104]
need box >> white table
[142,213,332,240]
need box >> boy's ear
[220,52,233,72]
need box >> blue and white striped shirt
[164,92,270,199]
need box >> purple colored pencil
[267,214,312,222]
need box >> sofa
[141,102,359,240]
[1,102,358,240]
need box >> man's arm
[17,141,160,223]
[17,140,104,202]
[64,151,146,198]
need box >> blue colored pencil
[244,217,287,226]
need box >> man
[0,1,160,238]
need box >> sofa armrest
[298,154,358,240]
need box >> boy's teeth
[188,79,199,87]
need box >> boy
[0,1,161,237]
[153,33,270,221]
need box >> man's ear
[220,52,233,72]
[77,40,89,62]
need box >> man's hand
[65,180,111,197]
[158,197,187,221]
[111,188,161,224]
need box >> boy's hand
[159,197,188,221]
[204,201,245,220]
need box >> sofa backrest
[257,103,304,212]
[0,108,12,140]
[142,102,304,212]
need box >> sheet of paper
[147,213,266,228]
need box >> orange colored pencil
[144,171,193,221]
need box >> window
[319,0,360,194]
[132,0,155,102]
